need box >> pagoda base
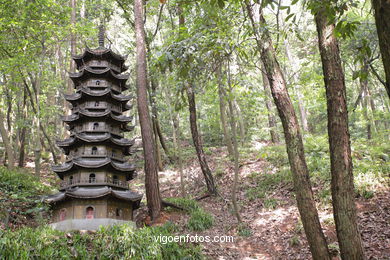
[50,218,136,231]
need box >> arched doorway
[59,209,67,221]
[89,173,96,183]
[86,206,94,219]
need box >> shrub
[0,223,203,259]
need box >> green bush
[0,223,203,259]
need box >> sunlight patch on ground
[253,206,296,227]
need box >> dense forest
[0,0,389,259]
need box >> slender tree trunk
[246,2,331,258]
[217,64,234,157]
[226,61,242,223]
[134,0,162,220]
[284,39,309,133]
[165,86,185,196]
[0,111,14,169]
[178,3,216,195]
[186,83,217,195]
[315,7,365,259]
[69,0,76,92]
[18,88,28,167]
[372,0,390,98]
[261,63,279,143]
[360,63,377,139]
[153,120,164,171]
[233,99,245,144]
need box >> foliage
[0,223,203,259]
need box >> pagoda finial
[98,25,105,47]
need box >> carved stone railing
[60,177,128,189]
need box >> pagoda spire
[98,25,105,48]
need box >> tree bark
[134,0,162,220]
[186,83,217,195]
[246,2,331,258]
[315,7,365,259]
[0,111,14,169]
[261,63,279,143]
[372,0,390,98]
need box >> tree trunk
[165,86,185,196]
[153,120,164,171]
[217,64,234,157]
[69,0,76,93]
[372,0,390,98]
[261,63,279,143]
[227,61,242,223]
[18,88,28,167]
[233,99,245,144]
[284,39,309,133]
[246,2,331,258]
[315,7,365,259]
[134,0,162,220]
[0,111,14,169]
[186,83,217,195]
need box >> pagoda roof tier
[62,111,133,124]
[73,47,127,68]
[70,67,129,87]
[57,133,134,149]
[65,88,132,104]
[52,158,135,178]
[45,186,142,209]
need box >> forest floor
[132,141,390,260]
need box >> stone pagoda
[45,28,142,231]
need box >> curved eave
[44,187,142,208]
[69,67,129,87]
[73,47,126,63]
[64,88,132,104]
[57,134,135,148]
[52,159,136,177]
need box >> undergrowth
[0,167,54,229]
[0,223,203,259]
[165,198,214,231]
[246,135,389,206]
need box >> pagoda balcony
[72,127,122,136]
[72,105,121,114]
[67,153,125,161]
[60,177,128,190]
